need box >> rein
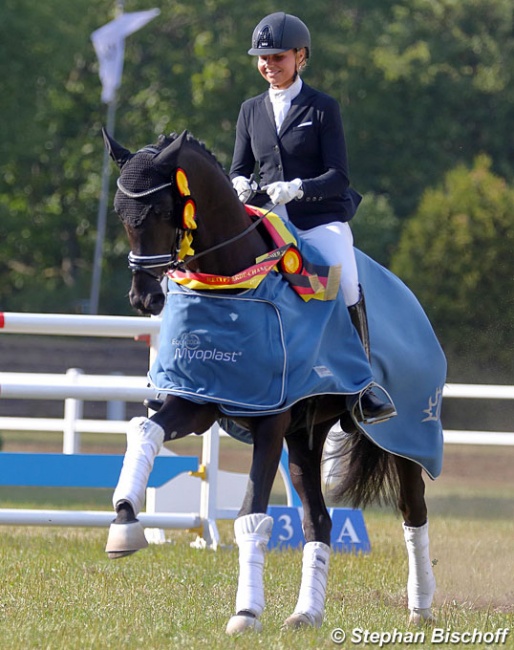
[181,208,269,268]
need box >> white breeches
[297,221,360,307]
[264,203,360,307]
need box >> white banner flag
[91,9,160,103]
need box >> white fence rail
[1,374,513,447]
[1,311,513,543]
[1,310,513,449]
[0,311,161,339]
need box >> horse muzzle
[129,274,165,315]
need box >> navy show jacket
[230,82,361,230]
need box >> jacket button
[277,164,282,171]
[273,145,279,151]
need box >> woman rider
[230,12,395,424]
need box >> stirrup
[347,384,397,425]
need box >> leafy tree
[2,0,514,327]
[391,155,514,367]
[351,194,401,267]
[0,0,114,312]
[322,0,514,217]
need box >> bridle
[117,177,181,278]
[117,158,270,279]
[117,148,199,277]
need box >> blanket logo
[421,386,443,423]
[171,331,243,364]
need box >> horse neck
[182,148,268,275]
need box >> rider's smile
[257,50,304,89]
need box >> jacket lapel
[263,94,279,139]
[278,83,313,137]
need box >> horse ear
[153,130,189,177]
[102,128,132,168]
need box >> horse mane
[116,131,230,228]
[152,131,230,180]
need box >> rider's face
[257,49,304,89]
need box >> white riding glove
[232,176,254,204]
[263,179,304,205]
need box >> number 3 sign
[266,506,371,553]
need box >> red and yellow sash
[167,206,340,301]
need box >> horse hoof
[105,520,148,559]
[282,612,319,629]
[409,608,436,626]
[225,614,262,635]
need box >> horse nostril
[129,294,162,315]
[129,294,146,314]
[145,292,165,316]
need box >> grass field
[0,433,513,649]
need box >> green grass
[0,438,513,648]
[0,514,512,650]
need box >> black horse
[102,129,445,633]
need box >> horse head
[103,128,269,315]
[103,129,197,314]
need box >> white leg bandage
[292,541,331,627]
[403,521,436,610]
[112,417,164,516]
[233,513,273,618]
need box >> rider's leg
[347,287,397,422]
[297,221,359,306]
[298,222,395,424]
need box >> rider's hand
[263,179,304,205]
[232,176,254,203]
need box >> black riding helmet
[248,12,311,59]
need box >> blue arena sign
[267,505,370,553]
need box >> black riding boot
[347,290,396,424]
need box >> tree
[2,0,514,319]
[323,0,514,217]
[0,0,115,312]
[390,155,514,367]
[350,194,400,267]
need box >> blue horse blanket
[355,250,446,478]
[149,236,446,478]
[150,271,372,414]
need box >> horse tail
[325,428,400,509]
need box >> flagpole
[89,3,159,314]
[89,0,124,315]
[89,96,117,315]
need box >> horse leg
[282,424,332,629]
[395,456,436,625]
[105,397,217,559]
[226,411,290,635]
